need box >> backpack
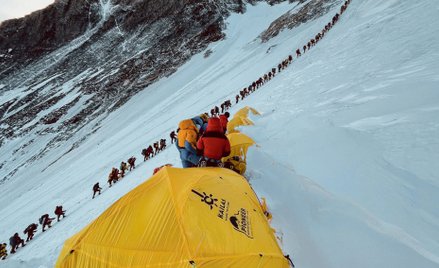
[55,206,62,214]
[39,214,48,224]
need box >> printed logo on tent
[229,208,253,239]
[191,189,253,239]
[191,189,218,209]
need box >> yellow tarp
[225,132,255,161]
[227,116,254,133]
[227,107,260,133]
[221,133,255,175]
[234,106,261,118]
[56,167,288,268]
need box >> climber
[0,243,7,260]
[128,156,136,170]
[240,89,246,100]
[197,117,231,167]
[160,138,167,151]
[219,112,230,134]
[54,205,66,222]
[141,148,148,161]
[244,87,250,96]
[147,145,154,158]
[224,100,232,110]
[23,223,38,241]
[169,130,177,144]
[39,214,54,232]
[92,182,102,198]
[176,116,203,168]
[154,141,160,155]
[120,161,128,177]
[252,81,257,91]
[108,167,119,187]
[9,233,25,254]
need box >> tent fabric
[224,132,255,161]
[234,106,261,118]
[221,133,255,175]
[227,107,259,133]
[227,116,254,133]
[56,167,288,268]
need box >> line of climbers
[210,100,232,117]
[235,1,351,105]
[104,156,137,188]
[89,0,352,199]
[0,1,352,261]
[141,138,167,161]
[297,0,350,58]
[0,206,66,259]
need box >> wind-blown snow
[1,0,439,267]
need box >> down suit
[177,118,201,167]
[197,117,231,164]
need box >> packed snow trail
[1,0,439,267]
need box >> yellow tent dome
[56,167,289,268]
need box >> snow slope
[1,0,439,267]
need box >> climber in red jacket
[197,117,231,167]
[219,112,229,134]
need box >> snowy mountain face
[0,0,336,184]
[1,0,439,267]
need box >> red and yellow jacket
[197,118,231,160]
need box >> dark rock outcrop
[260,0,341,42]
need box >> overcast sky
[0,0,54,22]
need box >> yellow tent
[56,167,289,268]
